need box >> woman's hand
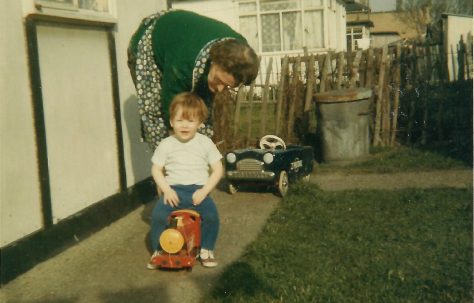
[192,188,208,206]
[163,189,180,207]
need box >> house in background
[346,6,473,81]
[368,11,426,47]
[346,9,423,50]
[344,0,371,50]
[172,0,351,85]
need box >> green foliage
[202,184,473,303]
[397,81,473,165]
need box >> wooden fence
[214,33,473,153]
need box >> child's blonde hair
[169,92,209,123]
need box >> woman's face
[207,64,237,93]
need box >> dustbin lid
[314,88,372,103]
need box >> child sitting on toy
[148,92,223,269]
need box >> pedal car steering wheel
[259,135,286,150]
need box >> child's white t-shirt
[151,133,222,185]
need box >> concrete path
[312,169,473,191]
[1,190,280,303]
[1,169,471,303]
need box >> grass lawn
[203,184,473,302]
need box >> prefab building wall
[1,0,168,283]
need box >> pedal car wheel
[228,183,238,195]
[277,171,289,197]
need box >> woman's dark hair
[210,39,259,86]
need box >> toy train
[148,209,201,271]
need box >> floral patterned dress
[127,9,246,149]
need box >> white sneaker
[199,249,218,268]
[147,250,164,270]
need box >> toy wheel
[159,229,184,254]
[277,171,289,197]
[228,183,238,195]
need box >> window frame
[35,0,116,22]
[238,0,327,55]
[346,26,368,51]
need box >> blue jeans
[150,184,219,251]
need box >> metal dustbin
[314,88,372,163]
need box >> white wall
[371,34,401,48]
[337,2,347,52]
[172,0,239,31]
[443,15,472,81]
[1,0,43,246]
[1,0,167,247]
[115,0,168,186]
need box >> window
[346,26,364,51]
[35,0,114,17]
[78,0,109,13]
[239,0,325,54]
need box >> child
[147,92,223,269]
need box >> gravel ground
[1,168,471,303]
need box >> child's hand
[192,189,208,206]
[163,189,179,207]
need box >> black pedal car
[224,135,314,196]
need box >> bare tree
[396,0,473,42]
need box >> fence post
[365,47,374,88]
[466,33,473,79]
[232,85,246,145]
[381,48,393,146]
[245,82,256,147]
[457,35,466,81]
[426,44,433,83]
[390,43,402,146]
[450,44,457,81]
[416,46,428,145]
[287,57,301,141]
[301,55,316,136]
[350,50,362,88]
[275,56,289,137]
[304,55,315,112]
[373,45,388,146]
[336,51,345,89]
[320,52,331,92]
[260,57,273,137]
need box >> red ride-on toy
[149,210,201,271]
